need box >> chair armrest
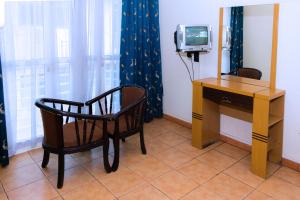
[85,86,122,106]
[38,98,84,107]
[113,96,146,119]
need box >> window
[1,0,121,153]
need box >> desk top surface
[194,77,285,100]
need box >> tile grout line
[33,158,65,200]
[0,181,9,200]
[82,160,118,199]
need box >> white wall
[221,7,231,73]
[160,0,300,163]
[243,5,273,81]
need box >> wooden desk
[192,77,285,178]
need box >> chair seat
[63,120,103,147]
[90,115,129,134]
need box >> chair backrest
[36,101,64,148]
[119,86,146,132]
[121,86,146,108]
[237,67,262,80]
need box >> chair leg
[112,137,120,172]
[41,150,50,168]
[140,129,147,154]
[121,138,126,143]
[103,139,112,173]
[57,154,65,189]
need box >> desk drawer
[203,87,253,110]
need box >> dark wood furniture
[237,68,262,80]
[222,67,262,80]
[85,85,147,171]
[35,98,111,188]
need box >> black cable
[190,57,194,80]
[178,52,193,82]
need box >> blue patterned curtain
[120,0,163,122]
[230,7,244,72]
[0,56,9,166]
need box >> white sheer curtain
[0,0,121,156]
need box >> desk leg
[252,136,268,178]
[192,84,204,148]
[192,84,220,149]
[252,97,270,178]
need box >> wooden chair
[85,85,147,171]
[35,98,111,188]
[221,67,262,80]
[237,67,262,80]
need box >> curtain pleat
[120,0,163,122]
[230,7,244,72]
[0,56,9,166]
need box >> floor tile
[119,185,168,200]
[177,159,220,185]
[274,166,300,187]
[3,153,34,170]
[181,186,225,200]
[38,155,79,177]
[7,178,58,200]
[173,126,192,139]
[205,141,224,150]
[3,119,300,200]
[175,140,209,158]
[203,173,254,200]
[82,158,112,181]
[128,156,171,181]
[117,150,147,168]
[245,190,273,200]
[197,150,237,171]
[0,193,7,200]
[61,180,115,200]
[151,170,198,200]
[224,161,264,188]
[99,167,147,197]
[156,131,188,147]
[51,197,63,200]
[215,143,249,160]
[240,155,281,177]
[1,163,44,191]
[49,166,95,195]
[28,148,46,162]
[146,139,172,156]
[0,186,7,200]
[258,176,300,200]
[154,148,195,168]
[144,127,167,138]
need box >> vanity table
[192,4,285,178]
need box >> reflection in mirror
[221,4,274,81]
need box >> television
[175,24,212,52]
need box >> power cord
[178,52,198,83]
[190,57,195,80]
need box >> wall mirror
[218,4,279,88]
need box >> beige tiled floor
[0,118,300,199]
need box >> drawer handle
[221,96,232,104]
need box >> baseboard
[163,113,300,172]
[163,114,192,129]
[282,158,300,171]
[219,134,251,152]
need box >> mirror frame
[217,4,280,89]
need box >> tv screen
[185,26,208,46]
